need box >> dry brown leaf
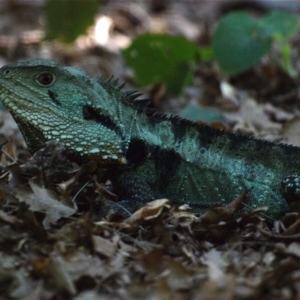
[57,160,97,193]
[125,199,171,225]
[280,116,300,147]
[261,257,300,287]
[94,179,118,204]
[222,87,281,136]
[13,178,77,229]
[140,249,166,280]
[202,249,228,286]
[286,242,300,259]
[92,234,119,257]
[48,254,76,295]
[54,250,109,282]
[264,103,294,122]
[260,228,300,241]
[22,281,44,300]
[199,190,250,224]
[0,210,23,226]
[94,220,131,229]
[165,258,194,290]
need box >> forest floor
[1,1,300,299]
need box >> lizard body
[0,59,299,220]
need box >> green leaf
[45,0,98,43]
[260,11,299,40]
[278,43,296,77]
[198,47,214,61]
[123,34,200,95]
[212,12,272,75]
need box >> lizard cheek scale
[0,58,299,220]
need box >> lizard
[0,58,299,221]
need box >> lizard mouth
[0,91,68,122]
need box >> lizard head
[0,59,128,164]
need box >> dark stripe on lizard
[48,89,61,106]
[82,105,126,153]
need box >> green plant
[123,34,212,95]
[45,0,99,43]
[212,11,299,76]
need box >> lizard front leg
[99,176,155,216]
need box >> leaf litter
[0,139,300,299]
[0,2,300,298]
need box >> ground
[1,1,300,299]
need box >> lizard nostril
[3,69,11,77]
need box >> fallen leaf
[125,199,171,225]
[48,254,76,295]
[280,116,300,147]
[14,178,77,229]
[92,234,119,257]
[199,190,250,224]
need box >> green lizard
[0,58,299,220]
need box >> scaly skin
[0,59,299,220]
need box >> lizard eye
[36,72,55,86]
